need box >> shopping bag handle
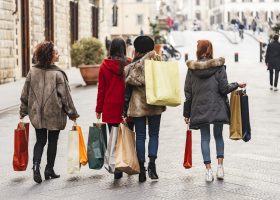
[72,120,78,130]
[95,119,102,128]
[18,119,26,130]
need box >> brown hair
[33,41,55,65]
[109,38,127,77]
[196,40,213,60]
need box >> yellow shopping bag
[145,60,181,106]
[229,91,243,140]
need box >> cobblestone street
[0,31,280,200]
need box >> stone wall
[79,0,92,39]
[0,0,103,84]
[0,0,16,84]
[55,0,71,68]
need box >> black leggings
[269,69,279,87]
[33,129,60,169]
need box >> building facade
[101,0,157,38]
[208,0,280,29]
[0,0,101,84]
[182,0,209,30]
[181,0,280,30]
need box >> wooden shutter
[45,0,54,41]
[70,1,79,44]
[21,0,30,77]
[92,6,99,38]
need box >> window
[137,14,143,25]
[92,6,99,38]
[231,0,236,2]
[196,12,201,20]
[136,0,143,2]
[45,0,54,41]
[196,0,200,6]
[259,0,265,2]
[70,1,79,44]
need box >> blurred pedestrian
[20,41,79,184]
[265,34,280,91]
[238,23,245,39]
[251,19,257,34]
[126,38,134,59]
[95,38,132,179]
[184,40,246,182]
[105,37,112,57]
[124,36,166,183]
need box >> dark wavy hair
[109,38,127,77]
[33,41,55,65]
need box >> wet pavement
[0,31,280,200]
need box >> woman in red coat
[95,37,130,179]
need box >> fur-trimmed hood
[186,57,225,79]
[186,57,225,70]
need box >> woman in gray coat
[183,40,246,182]
[20,41,79,184]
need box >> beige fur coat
[124,52,166,117]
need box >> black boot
[148,162,159,180]
[44,167,60,180]
[139,162,146,183]
[32,162,42,184]
[114,172,123,180]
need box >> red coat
[96,59,126,123]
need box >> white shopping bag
[67,129,80,174]
[104,126,119,173]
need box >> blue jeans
[200,124,224,164]
[133,115,161,163]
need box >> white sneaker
[270,86,273,90]
[274,87,278,91]
[205,169,214,182]
[216,165,224,180]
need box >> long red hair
[196,40,213,60]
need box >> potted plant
[70,37,105,85]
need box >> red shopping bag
[183,128,192,169]
[13,123,29,171]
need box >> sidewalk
[0,67,84,113]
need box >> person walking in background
[95,38,132,179]
[126,38,135,60]
[183,40,246,182]
[265,34,280,91]
[20,41,79,184]
[251,19,257,34]
[124,36,166,183]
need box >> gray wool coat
[183,57,238,130]
[20,64,79,130]
[124,51,166,117]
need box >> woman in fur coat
[124,36,165,183]
[183,40,246,182]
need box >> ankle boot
[114,172,123,180]
[148,162,159,179]
[139,162,146,183]
[32,162,42,184]
[44,167,60,180]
